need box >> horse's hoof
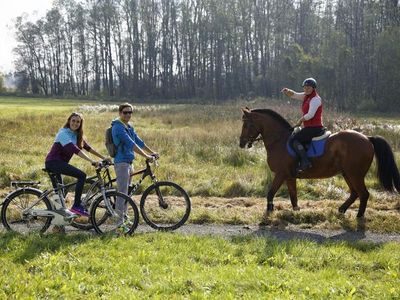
[293,206,300,211]
[338,207,346,214]
[267,203,274,211]
[356,217,366,231]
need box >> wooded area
[11,0,400,111]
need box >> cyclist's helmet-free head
[302,78,317,89]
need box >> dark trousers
[290,126,325,148]
[45,160,86,206]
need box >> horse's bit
[242,118,262,148]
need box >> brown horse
[239,107,400,217]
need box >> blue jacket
[111,119,145,163]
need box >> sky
[0,0,54,73]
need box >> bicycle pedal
[54,209,78,220]
[64,214,78,220]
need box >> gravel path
[168,224,400,244]
[2,223,400,244]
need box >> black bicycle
[124,158,191,231]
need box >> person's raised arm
[281,88,304,101]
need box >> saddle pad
[287,134,330,158]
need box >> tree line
[12,0,400,111]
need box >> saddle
[287,129,331,158]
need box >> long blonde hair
[63,112,84,149]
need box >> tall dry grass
[0,97,399,202]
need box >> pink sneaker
[70,205,90,217]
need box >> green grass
[0,232,399,299]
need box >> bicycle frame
[8,161,116,227]
[109,159,158,197]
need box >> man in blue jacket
[111,103,158,221]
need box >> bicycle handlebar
[95,159,114,171]
[146,155,159,165]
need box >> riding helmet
[302,78,317,88]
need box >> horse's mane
[251,108,293,130]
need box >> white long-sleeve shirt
[290,92,322,121]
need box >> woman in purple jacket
[45,112,106,216]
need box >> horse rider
[281,78,325,174]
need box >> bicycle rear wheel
[1,188,52,234]
[90,191,139,235]
[140,181,191,231]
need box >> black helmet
[302,78,317,88]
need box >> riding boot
[292,140,312,174]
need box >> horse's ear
[241,107,251,114]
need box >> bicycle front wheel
[140,181,191,231]
[90,191,139,235]
[1,188,52,234]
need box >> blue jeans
[45,160,86,206]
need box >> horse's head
[239,107,261,148]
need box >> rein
[247,135,263,148]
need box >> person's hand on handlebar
[145,155,155,162]
[104,157,113,164]
[91,160,101,168]
[145,153,159,163]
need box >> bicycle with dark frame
[123,157,191,231]
[1,160,139,235]
[48,157,191,231]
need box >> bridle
[242,117,262,148]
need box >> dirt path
[167,224,400,244]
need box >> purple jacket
[46,128,91,163]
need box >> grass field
[1,96,400,298]
[1,232,399,299]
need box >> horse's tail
[369,136,400,192]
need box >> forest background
[0,0,399,113]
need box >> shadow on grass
[0,230,116,264]
[249,224,382,252]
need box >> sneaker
[54,208,78,219]
[70,205,90,217]
[117,223,130,235]
[116,217,132,235]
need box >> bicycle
[69,157,191,231]
[1,160,139,235]
[122,157,191,231]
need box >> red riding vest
[302,90,323,127]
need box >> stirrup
[296,162,312,174]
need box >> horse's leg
[286,178,300,210]
[338,191,358,214]
[355,182,369,218]
[338,174,359,214]
[266,174,286,212]
[343,174,369,217]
